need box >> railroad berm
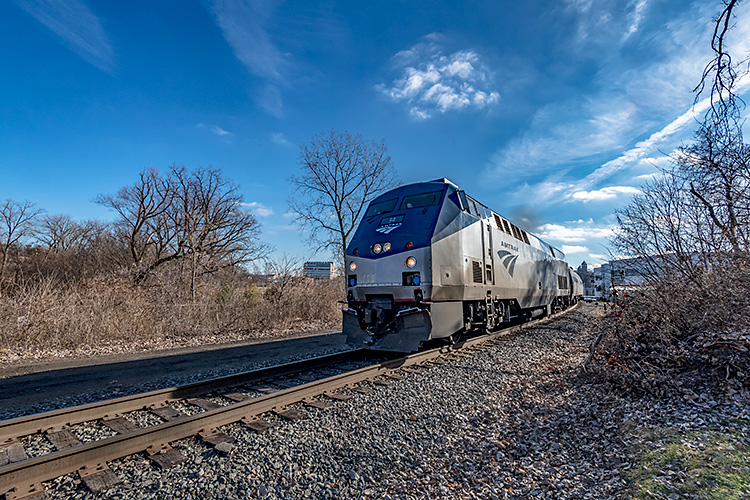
[3,304,748,499]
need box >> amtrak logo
[497,250,518,277]
[375,223,401,234]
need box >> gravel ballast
[8,305,749,499]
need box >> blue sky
[2,0,750,268]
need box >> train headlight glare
[372,243,382,254]
[349,261,356,272]
[383,242,391,252]
[405,256,417,268]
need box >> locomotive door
[484,218,494,285]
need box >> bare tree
[169,166,270,299]
[695,0,747,141]
[680,125,750,257]
[95,168,172,268]
[288,130,399,265]
[98,165,270,295]
[0,199,43,285]
[36,215,91,253]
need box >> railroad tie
[324,391,352,401]
[241,417,274,433]
[150,405,183,421]
[147,444,187,469]
[78,463,121,494]
[303,398,333,410]
[46,429,82,450]
[0,441,28,466]
[4,483,46,500]
[399,366,423,374]
[224,392,250,402]
[187,398,222,411]
[102,416,138,434]
[199,430,236,455]
[274,407,305,421]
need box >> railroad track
[0,305,576,499]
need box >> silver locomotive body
[343,178,578,352]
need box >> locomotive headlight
[383,242,391,252]
[349,261,357,272]
[372,243,382,254]
[405,256,417,268]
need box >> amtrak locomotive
[343,178,583,352]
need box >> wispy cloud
[210,125,232,136]
[571,185,641,202]
[561,245,589,254]
[537,222,615,243]
[13,0,114,72]
[243,202,274,217]
[209,0,286,81]
[562,0,652,45]
[492,1,750,206]
[376,34,500,120]
[208,0,288,116]
[489,99,638,176]
[570,71,750,195]
[196,123,234,137]
[624,0,649,39]
[270,132,290,145]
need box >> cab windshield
[365,198,398,219]
[399,190,443,210]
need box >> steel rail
[0,304,578,496]
[0,348,431,496]
[0,349,374,444]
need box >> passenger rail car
[343,178,583,352]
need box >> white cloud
[208,0,290,116]
[377,36,499,120]
[634,172,660,181]
[209,0,286,81]
[571,185,641,202]
[487,1,750,186]
[489,100,638,175]
[537,223,615,243]
[13,0,114,72]
[624,0,649,39]
[197,123,233,137]
[210,125,232,136]
[243,202,274,217]
[270,132,290,145]
[576,71,750,190]
[561,245,589,254]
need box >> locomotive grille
[472,261,483,283]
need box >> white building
[303,261,335,280]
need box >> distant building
[592,256,651,299]
[576,261,596,296]
[303,261,334,280]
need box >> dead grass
[0,275,344,362]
